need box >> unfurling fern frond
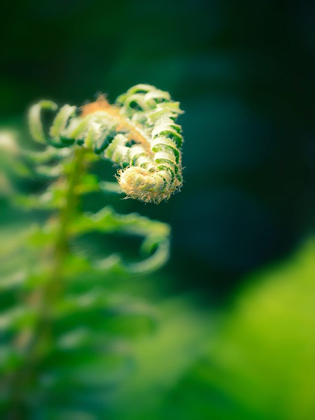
[29,84,184,204]
[0,86,184,418]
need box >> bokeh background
[1,0,315,419]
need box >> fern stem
[44,146,86,305]
[8,147,88,418]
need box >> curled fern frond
[28,85,184,204]
[1,85,183,418]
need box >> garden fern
[0,84,184,418]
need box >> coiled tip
[118,167,174,204]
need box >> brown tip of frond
[81,94,152,152]
[81,94,112,117]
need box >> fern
[29,84,184,204]
[0,85,184,418]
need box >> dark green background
[1,0,314,295]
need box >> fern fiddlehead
[0,85,184,418]
[29,84,184,204]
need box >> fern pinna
[0,85,184,418]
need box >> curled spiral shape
[29,84,184,204]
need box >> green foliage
[0,85,181,418]
[109,240,315,420]
[202,239,315,420]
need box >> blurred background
[0,0,314,419]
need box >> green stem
[8,147,88,419]
[44,146,86,306]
